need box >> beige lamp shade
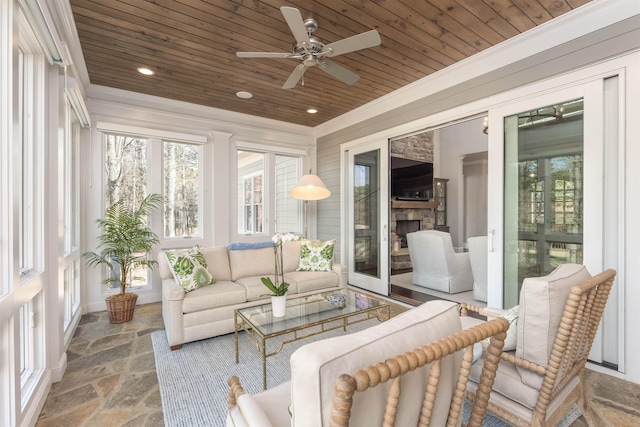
[289,174,331,201]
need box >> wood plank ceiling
[69,0,592,127]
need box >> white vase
[271,295,287,317]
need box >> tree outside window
[163,140,200,238]
[104,133,149,289]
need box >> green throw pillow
[165,245,214,292]
[297,239,336,272]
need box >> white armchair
[467,236,488,302]
[407,230,473,293]
[227,300,510,427]
[461,265,616,426]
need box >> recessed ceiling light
[307,108,318,114]
[137,67,155,76]
[236,91,253,99]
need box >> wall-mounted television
[391,157,433,200]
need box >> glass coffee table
[234,288,390,390]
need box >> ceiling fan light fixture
[236,6,380,90]
[137,66,155,76]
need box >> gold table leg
[234,312,240,364]
[262,336,267,390]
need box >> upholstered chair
[407,230,473,293]
[461,264,616,427]
[467,236,488,302]
[227,300,510,427]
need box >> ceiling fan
[236,6,381,89]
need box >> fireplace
[396,220,421,248]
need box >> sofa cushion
[229,246,276,281]
[281,241,302,273]
[290,300,462,427]
[182,281,246,314]
[165,245,215,292]
[201,246,233,282]
[516,264,591,388]
[284,271,339,293]
[235,276,299,301]
[297,239,336,272]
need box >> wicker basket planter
[105,293,138,324]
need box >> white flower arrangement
[272,232,300,245]
[261,232,301,296]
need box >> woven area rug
[152,323,582,427]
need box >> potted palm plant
[84,193,163,323]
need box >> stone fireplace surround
[390,200,437,270]
[390,130,436,271]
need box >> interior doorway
[389,116,489,307]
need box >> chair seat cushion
[470,351,540,409]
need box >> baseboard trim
[51,352,67,383]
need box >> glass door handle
[488,229,495,252]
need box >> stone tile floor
[36,302,640,426]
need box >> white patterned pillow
[297,239,336,272]
[165,245,214,292]
[484,305,519,351]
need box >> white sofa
[158,241,347,349]
[407,230,473,293]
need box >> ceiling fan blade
[236,52,293,58]
[283,64,307,89]
[324,30,381,57]
[320,60,359,85]
[280,6,311,45]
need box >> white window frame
[17,22,45,281]
[96,122,208,256]
[232,142,305,241]
[241,170,264,234]
[162,139,204,240]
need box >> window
[18,291,43,405]
[17,31,44,279]
[19,301,34,385]
[105,133,148,208]
[63,99,82,330]
[104,132,150,290]
[236,149,302,237]
[64,110,81,255]
[237,151,265,235]
[243,172,263,234]
[164,140,201,238]
[99,126,207,290]
[63,261,80,329]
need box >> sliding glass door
[488,78,621,367]
[346,140,389,295]
[503,99,584,307]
